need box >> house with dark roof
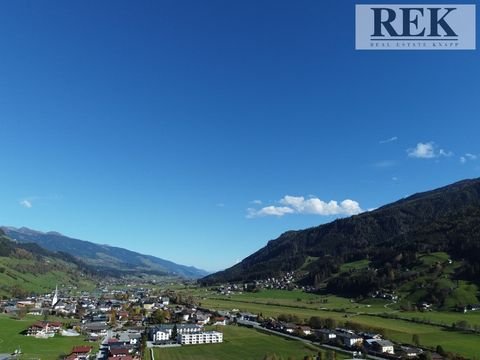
[109,348,129,358]
[335,331,363,347]
[366,339,394,354]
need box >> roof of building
[110,348,129,356]
[72,346,93,354]
[31,321,62,329]
[153,324,202,330]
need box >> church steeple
[52,285,58,307]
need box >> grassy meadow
[191,289,480,358]
[0,315,98,360]
[148,325,350,360]
[0,256,96,297]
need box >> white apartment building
[150,324,203,342]
[153,330,170,342]
[177,331,223,345]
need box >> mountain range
[0,228,97,297]
[202,178,480,307]
[1,226,208,279]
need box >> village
[0,279,450,360]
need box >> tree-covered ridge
[0,229,97,297]
[202,178,480,304]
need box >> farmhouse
[26,321,62,336]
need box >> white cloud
[247,206,294,218]
[407,142,436,158]
[251,200,263,205]
[407,142,452,159]
[460,153,478,164]
[379,136,398,144]
[247,195,363,218]
[20,200,32,208]
[439,149,453,157]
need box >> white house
[177,331,223,345]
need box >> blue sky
[0,0,478,272]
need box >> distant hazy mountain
[202,178,480,304]
[1,226,208,279]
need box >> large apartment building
[177,331,223,345]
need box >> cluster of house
[1,286,77,316]
[260,272,297,290]
[0,284,168,358]
[262,320,423,358]
[64,333,142,360]
[95,333,142,360]
[214,274,299,295]
[216,284,241,295]
[5,282,231,355]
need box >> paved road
[96,330,112,360]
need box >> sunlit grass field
[148,325,349,360]
[193,289,480,358]
[0,315,98,360]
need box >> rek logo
[355,4,476,50]
[372,7,457,38]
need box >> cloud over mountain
[247,195,362,218]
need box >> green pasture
[149,325,348,360]
[0,315,98,360]
[200,292,480,358]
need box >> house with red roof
[65,345,93,360]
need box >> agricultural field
[201,289,358,312]
[148,325,349,360]
[0,315,98,360]
[196,289,480,358]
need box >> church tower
[51,285,58,307]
